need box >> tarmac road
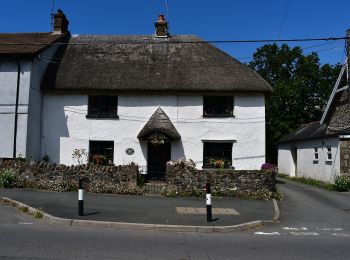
[0,179,350,259]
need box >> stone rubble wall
[0,160,141,194]
[164,165,277,200]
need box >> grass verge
[278,174,334,191]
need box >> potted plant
[91,154,107,165]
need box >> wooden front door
[147,142,171,180]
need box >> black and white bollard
[78,178,84,216]
[206,182,212,222]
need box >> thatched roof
[42,35,272,93]
[0,33,67,57]
[138,107,181,140]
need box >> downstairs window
[203,142,233,168]
[89,141,114,165]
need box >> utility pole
[346,29,350,80]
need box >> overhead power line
[0,36,349,46]
[238,42,344,61]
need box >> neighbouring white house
[0,10,69,162]
[1,12,272,179]
[278,35,350,182]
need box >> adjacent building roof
[278,122,332,144]
[0,33,67,57]
[42,35,272,93]
[138,107,181,140]
[279,62,350,145]
[326,88,350,135]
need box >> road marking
[317,227,343,231]
[289,232,319,236]
[18,222,33,225]
[332,233,350,237]
[254,232,280,236]
[283,227,308,231]
[175,207,239,215]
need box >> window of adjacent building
[203,96,234,117]
[89,141,114,165]
[314,148,319,160]
[203,142,233,168]
[327,147,332,161]
[87,95,118,118]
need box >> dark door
[147,142,171,180]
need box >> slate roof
[42,35,272,93]
[0,33,67,57]
[278,122,332,143]
[137,107,181,140]
[326,89,350,135]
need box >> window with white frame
[314,148,319,160]
[326,147,332,161]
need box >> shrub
[166,158,196,168]
[34,208,44,218]
[0,168,17,188]
[19,206,29,213]
[72,148,88,165]
[261,163,276,171]
[334,175,350,192]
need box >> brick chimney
[53,9,69,34]
[154,14,169,37]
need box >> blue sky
[1,0,349,65]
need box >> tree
[249,43,342,163]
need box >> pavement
[0,188,278,232]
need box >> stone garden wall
[164,164,277,200]
[1,160,278,199]
[0,160,141,194]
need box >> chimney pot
[158,14,165,21]
[53,10,69,34]
[155,14,169,37]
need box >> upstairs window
[314,148,319,160]
[87,95,118,118]
[203,142,232,168]
[89,140,114,165]
[326,147,332,161]
[203,96,234,117]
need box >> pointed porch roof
[137,107,181,140]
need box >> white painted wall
[278,144,296,177]
[278,137,341,182]
[0,60,32,158]
[0,45,61,160]
[41,93,266,170]
[26,45,61,160]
